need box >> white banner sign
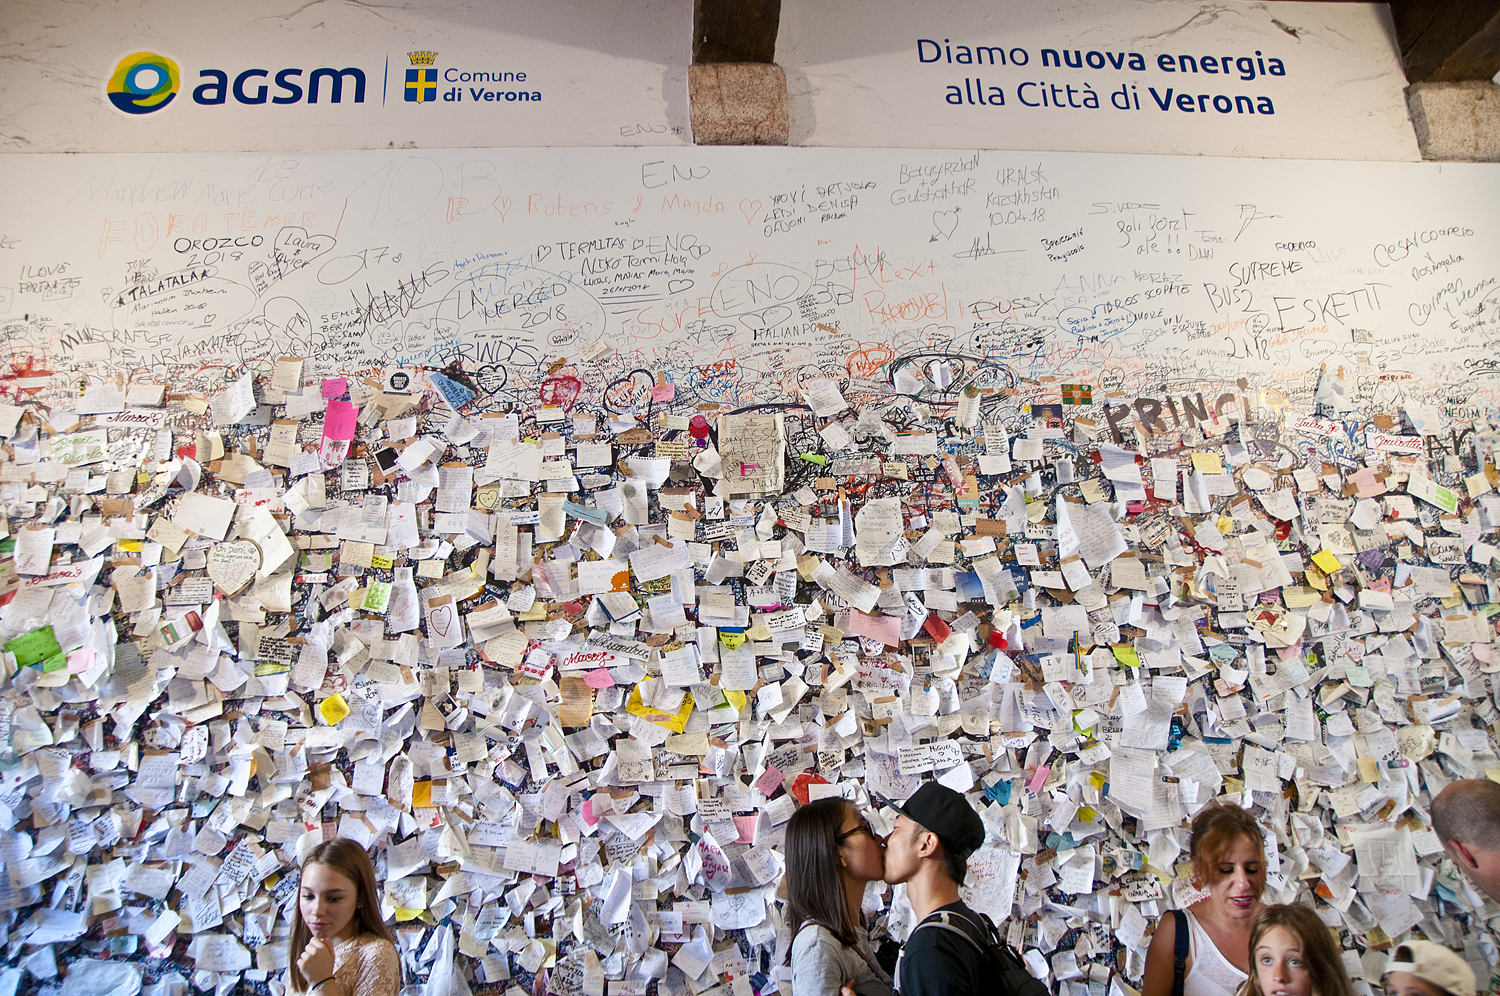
[777,0,1418,160]
[3,0,690,153]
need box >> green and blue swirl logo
[106,52,180,114]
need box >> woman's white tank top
[1182,909,1249,996]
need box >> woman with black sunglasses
[786,797,894,996]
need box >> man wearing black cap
[884,781,991,996]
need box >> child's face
[300,862,360,940]
[1255,925,1312,996]
[1387,972,1451,996]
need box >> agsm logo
[106,52,180,114]
[105,51,367,112]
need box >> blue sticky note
[564,501,609,525]
[985,777,1013,806]
[428,372,476,411]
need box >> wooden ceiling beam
[1389,0,1500,82]
[692,0,782,64]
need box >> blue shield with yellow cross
[405,68,436,103]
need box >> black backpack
[900,908,1050,996]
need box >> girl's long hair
[1241,903,1355,996]
[784,797,860,961]
[288,838,395,991]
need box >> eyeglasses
[837,818,876,842]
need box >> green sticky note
[1207,642,1240,665]
[5,625,60,667]
[41,651,68,673]
[363,580,392,613]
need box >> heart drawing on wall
[207,540,261,596]
[428,603,454,638]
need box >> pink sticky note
[578,799,601,826]
[848,609,902,647]
[322,400,358,441]
[733,814,758,845]
[651,382,675,402]
[321,377,348,399]
[754,764,783,796]
[1027,763,1050,794]
[584,667,615,689]
[67,649,95,674]
[1349,466,1387,498]
[318,400,358,467]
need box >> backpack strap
[916,914,988,954]
[897,910,990,993]
[1171,910,1189,996]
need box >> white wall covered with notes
[0,146,1498,996]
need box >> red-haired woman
[1143,802,1268,996]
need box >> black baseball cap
[890,782,986,856]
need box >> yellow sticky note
[318,693,350,725]
[1283,586,1323,608]
[1358,756,1380,784]
[411,779,433,808]
[1111,644,1141,668]
[1311,548,1342,573]
[625,685,695,733]
[1191,451,1224,474]
[393,908,424,921]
